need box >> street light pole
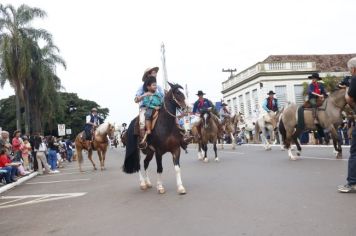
[161,43,169,91]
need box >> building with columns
[221,54,356,123]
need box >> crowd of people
[0,130,74,185]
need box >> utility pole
[222,68,237,79]
[161,43,168,91]
[185,84,189,101]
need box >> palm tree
[28,41,66,133]
[0,4,52,133]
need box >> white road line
[36,172,85,178]
[26,179,90,185]
[0,192,87,209]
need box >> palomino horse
[279,88,347,160]
[123,82,188,195]
[75,123,116,171]
[254,110,282,150]
[196,109,219,162]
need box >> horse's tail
[122,118,141,174]
[279,118,287,147]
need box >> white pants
[139,107,147,129]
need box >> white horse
[254,110,282,150]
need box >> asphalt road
[0,144,355,236]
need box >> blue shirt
[135,85,164,107]
[262,98,279,112]
[308,82,327,100]
[193,98,213,113]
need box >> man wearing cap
[304,73,327,124]
[262,91,279,113]
[219,103,231,121]
[135,67,164,142]
[84,107,101,149]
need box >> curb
[0,172,38,195]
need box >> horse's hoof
[93,167,97,171]
[336,153,343,159]
[215,157,220,162]
[203,158,209,163]
[178,186,186,195]
[101,167,105,171]
[289,156,297,161]
[140,183,148,190]
[198,153,203,160]
[145,181,153,188]
[157,187,165,194]
[296,151,301,156]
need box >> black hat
[308,73,322,80]
[267,90,276,95]
[222,103,228,106]
[122,123,127,127]
[196,90,206,96]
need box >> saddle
[133,109,160,136]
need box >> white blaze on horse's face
[203,113,208,128]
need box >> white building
[221,54,356,123]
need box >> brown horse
[219,113,245,149]
[75,123,116,171]
[123,82,188,195]
[197,109,219,162]
[279,88,347,160]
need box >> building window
[238,95,244,115]
[246,92,252,116]
[275,85,287,109]
[252,89,259,110]
[227,100,231,113]
[232,97,238,114]
[294,85,305,105]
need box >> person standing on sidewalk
[20,136,32,171]
[48,137,60,173]
[34,136,52,175]
[12,130,22,162]
[338,57,356,193]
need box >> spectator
[48,136,60,173]
[20,136,32,171]
[34,136,52,175]
[12,130,22,162]
[66,139,73,162]
[0,148,19,182]
[0,131,12,155]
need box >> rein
[163,92,185,118]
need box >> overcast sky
[1,0,356,124]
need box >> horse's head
[107,123,116,139]
[237,112,245,124]
[167,82,188,111]
[200,109,212,129]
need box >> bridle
[163,91,186,118]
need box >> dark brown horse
[123,82,188,195]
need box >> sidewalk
[0,172,38,195]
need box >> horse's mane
[96,123,112,135]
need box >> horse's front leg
[261,130,271,151]
[97,150,104,171]
[213,142,219,162]
[142,151,154,188]
[203,143,209,163]
[155,153,165,194]
[230,132,236,150]
[197,142,203,160]
[173,148,186,195]
[329,126,342,159]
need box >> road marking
[36,172,87,177]
[0,192,87,209]
[26,179,90,185]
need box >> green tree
[0,4,53,133]
[0,93,109,138]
